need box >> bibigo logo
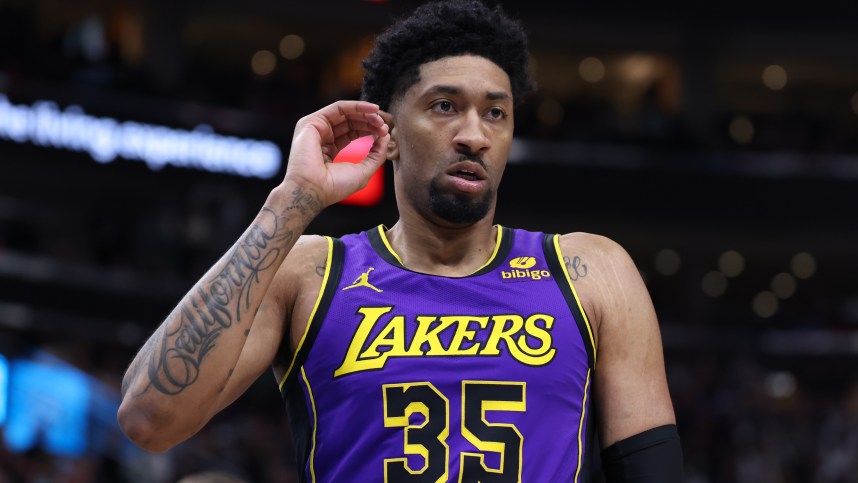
[501,256,551,281]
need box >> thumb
[354,132,390,179]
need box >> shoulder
[554,232,645,340]
[556,232,630,260]
[275,234,331,280]
[272,234,339,356]
[289,234,332,261]
[272,234,332,305]
[556,232,639,280]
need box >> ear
[379,110,399,161]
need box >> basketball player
[118,1,683,481]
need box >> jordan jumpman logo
[342,267,383,292]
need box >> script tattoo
[564,255,589,281]
[287,185,322,217]
[122,329,160,397]
[144,205,299,396]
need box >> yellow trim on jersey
[552,235,597,362]
[469,225,504,275]
[301,367,319,483]
[279,236,334,390]
[377,224,503,275]
[573,369,591,483]
[377,225,405,265]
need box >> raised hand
[118,101,391,452]
[284,100,390,207]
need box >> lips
[446,160,487,181]
[444,160,488,193]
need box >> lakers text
[334,306,556,377]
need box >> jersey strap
[279,236,346,389]
[279,236,345,483]
[542,233,597,370]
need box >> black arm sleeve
[601,424,684,483]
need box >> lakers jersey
[278,225,596,483]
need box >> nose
[452,109,490,155]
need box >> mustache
[456,152,486,169]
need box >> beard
[428,178,493,224]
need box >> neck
[385,210,498,277]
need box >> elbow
[117,398,180,453]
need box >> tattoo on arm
[286,185,322,217]
[137,188,320,398]
[121,325,165,397]
[564,255,589,281]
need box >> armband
[601,424,684,483]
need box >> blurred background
[1,0,857,481]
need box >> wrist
[268,178,325,221]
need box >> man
[118,1,683,481]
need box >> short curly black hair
[361,0,535,111]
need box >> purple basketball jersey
[279,225,596,483]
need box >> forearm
[118,180,321,451]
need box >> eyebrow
[423,85,511,102]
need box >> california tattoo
[138,188,320,397]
